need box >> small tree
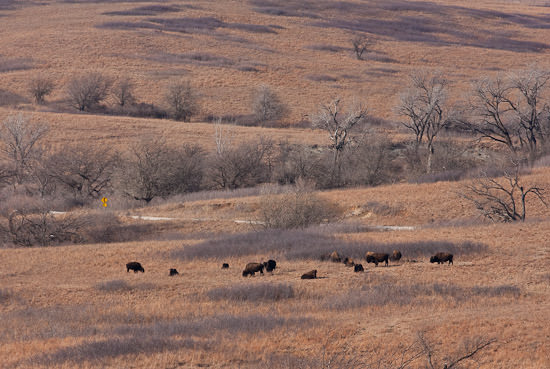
[112,78,135,108]
[28,76,54,105]
[312,98,368,186]
[397,70,450,173]
[67,72,112,111]
[462,163,546,222]
[0,114,49,185]
[351,34,372,60]
[165,80,199,122]
[251,85,287,125]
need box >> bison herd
[125,251,453,279]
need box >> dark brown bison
[430,252,453,265]
[365,252,389,267]
[126,262,144,273]
[169,268,179,276]
[242,262,264,277]
[321,251,341,263]
[343,257,355,267]
[390,250,402,262]
[301,270,317,279]
[222,263,229,269]
[263,259,277,272]
[354,264,364,272]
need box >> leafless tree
[207,138,273,189]
[462,163,546,222]
[0,114,49,185]
[351,34,372,60]
[251,85,288,125]
[461,67,550,165]
[397,70,451,173]
[417,331,496,369]
[47,145,119,201]
[112,77,135,108]
[28,76,54,105]
[312,98,368,185]
[122,138,204,203]
[165,79,199,122]
[67,72,112,111]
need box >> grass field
[1,0,550,368]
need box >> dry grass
[1,0,550,368]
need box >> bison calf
[301,270,317,279]
[365,252,389,267]
[169,268,179,276]
[126,262,144,273]
[222,263,229,269]
[263,259,277,272]
[242,262,264,277]
[430,252,453,265]
[354,264,364,272]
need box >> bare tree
[462,163,546,222]
[312,98,368,185]
[0,114,49,185]
[397,70,450,173]
[67,72,112,111]
[417,331,496,369]
[165,80,199,122]
[461,67,550,165]
[112,77,135,108]
[351,34,372,60]
[251,85,288,125]
[28,76,54,105]
[47,145,119,201]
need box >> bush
[259,180,339,229]
[67,72,112,111]
[207,282,295,301]
[165,79,199,122]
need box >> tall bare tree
[462,163,546,222]
[397,70,450,173]
[313,98,368,185]
[462,67,550,165]
[0,114,49,185]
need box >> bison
[242,262,264,277]
[390,250,402,262]
[301,270,317,279]
[343,257,355,267]
[321,251,341,263]
[222,263,229,269]
[354,264,364,272]
[126,261,144,273]
[430,252,453,265]
[263,259,277,272]
[365,252,389,267]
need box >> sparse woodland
[0,0,549,368]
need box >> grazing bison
[430,252,453,265]
[169,268,179,276]
[263,259,277,272]
[301,270,317,279]
[343,257,355,267]
[354,264,364,272]
[222,263,229,269]
[242,262,264,277]
[365,252,389,267]
[126,262,144,273]
[321,251,341,263]
[390,250,402,262]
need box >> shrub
[164,80,199,121]
[67,72,112,111]
[207,282,295,301]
